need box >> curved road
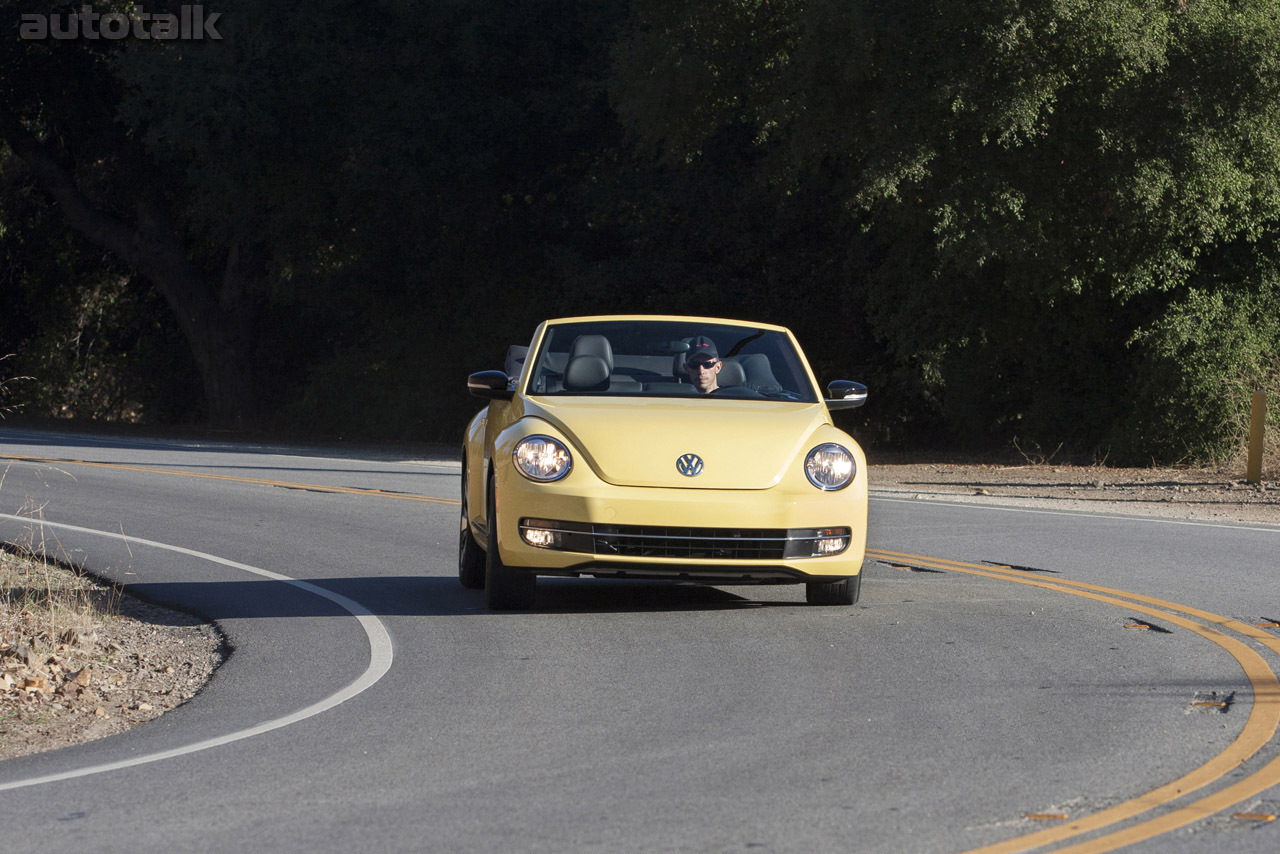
[1,427,1278,854]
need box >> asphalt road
[1,427,1279,854]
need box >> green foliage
[611,0,1280,461]
[0,146,200,422]
[5,0,1280,458]
[5,0,634,439]
[0,355,29,419]
[15,276,200,422]
[614,0,1280,292]
[1121,261,1280,463]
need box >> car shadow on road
[121,575,800,621]
[519,577,798,613]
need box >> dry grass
[0,402,112,748]
[0,355,31,420]
[1,520,125,721]
[1,540,121,656]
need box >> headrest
[740,353,782,391]
[563,355,610,391]
[569,335,614,372]
[718,358,746,387]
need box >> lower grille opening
[594,525,787,560]
[518,519,850,560]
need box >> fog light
[519,518,593,552]
[784,526,852,558]
[523,527,557,548]
[814,536,848,556]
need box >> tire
[806,571,862,606]
[458,465,486,589]
[484,478,536,610]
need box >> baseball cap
[686,335,719,364]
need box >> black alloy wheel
[458,463,486,589]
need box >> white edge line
[0,512,394,792]
[870,491,1280,534]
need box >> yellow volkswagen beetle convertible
[459,315,869,610]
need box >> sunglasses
[687,359,719,370]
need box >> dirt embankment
[868,454,1280,526]
[1,548,223,761]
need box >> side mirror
[825,380,868,410]
[468,370,513,401]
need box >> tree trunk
[1,111,257,427]
[196,311,257,429]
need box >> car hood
[523,397,829,489]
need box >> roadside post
[1247,390,1267,484]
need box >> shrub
[1118,278,1280,465]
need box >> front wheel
[458,466,486,589]
[806,572,862,606]
[484,479,536,610]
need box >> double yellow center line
[0,453,459,505]
[869,548,1280,854]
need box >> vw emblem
[676,453,704,477]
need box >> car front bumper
[491,465,868,581]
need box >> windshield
[524,320,818,402]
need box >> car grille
[591,525,788,560]
[518,519,850,560]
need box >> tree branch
[0,108,217,345]
[0,108,144,267]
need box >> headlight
[513,435,572,482]
[805,443,855,491]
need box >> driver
[683,336,722,394]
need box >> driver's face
[684,357,721,393]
